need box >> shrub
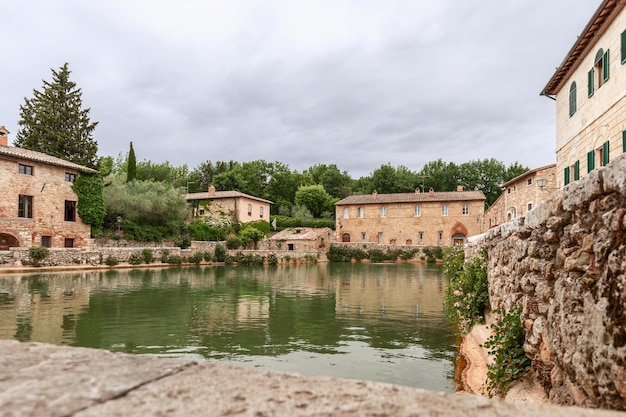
[239,226,265,249]
[105,256,119,266]
[29,246,50,267]
[400,249,418,261]
[484,308,531,398]
[267,254,278,265]
[166,255,182,265]
[128,253,144,265]
[188,252,203,265]
[202,251,213,262]
[141,248,154,264]
[214,244,227,262]
[187,220,233,241]
[160,249,170,263]
[423,246,444,263]
[327,246,367,262]
[226,236,242,249]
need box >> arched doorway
[450,222,469,245]
[0,233,19,250]
[406,239,412,245]
[342,233,351,242]
[389,238,397,244]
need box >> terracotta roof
[335,190,485,206]
[0,145,97,173]
[502,164,556,188]
[185,190,273,204]
[541,0,624,96]
[270,227,332,241]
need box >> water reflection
[0,263,456,392]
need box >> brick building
[541,0,626,188]
[0,126,96,250]
[485,164,557,228]
[186,185,272,226]
[334,187,485,246]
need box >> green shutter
[569,82,577,116]
[623,130,626,152]
[622,30,626,64]
[588,68,595,97]
[574,160,580,180]
[564,167,570,186]
[603,49,610,82]
[602,140,610,166]
[588,150,595,172]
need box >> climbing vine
[72,173,106,235]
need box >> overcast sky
[2,1,600,178]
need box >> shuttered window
[602,140,610,166]
[623,131,626,152]
[588,68,595,97]
[564,167,570,186]
[602,50,610,82]
[569,82,577,116]
[622,30,626,64]
[574,160,580,181]
[587,150,595,172]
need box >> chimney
[457,185,464,192]
[0,126,9,147]
[372,190,378,199]
[429,188,434,197]
[208,185,216,196]
[415,188,420,194]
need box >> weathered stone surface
[0,340,622,417]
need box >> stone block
[602,154,626,196]
[563,169,603,212]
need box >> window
[507,188,511,194]
[358,207,364,218]
[623,131,626,153]
[589,48,610,96]
[572,160,580,181]
[361,232,366,242]
[19,164,33,175]
[247,204,252,216]
[622,29,626,64]
[18,195,33,218]
[462,204,469,215]
[259,206,264,218]
[65,200,77,222]
[601,141,610,166]
[569,81,577,116]
[414,205,421,217]
[527,203,533,212]
[287,243,294,251]
[41,236,52,248]
[380,206,386,218]
[65,173,76,182]
[591,141,610,169]
[438,231,443,245]
[564,166,571,186]
[64,238,75,248]
[378,232,383,244]
[527,178,533,185]
[198,207,205,215]
[418,232,424,245]
[441,204,448,216]
[343,207,349,218]
[587,150,595,172]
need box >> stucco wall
[468,153,626,409]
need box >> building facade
[186,185,272,226]
[541,0,626,188]
[334,188,485,246]
[485,164,557,228]
[0,126,96,249]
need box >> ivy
[483,308,531,397]
[72,173,106,234]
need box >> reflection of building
[335,188,485,246]
[0,126,96,249]
[485,164,556,228]
[186,185,272,225]
[541,1,626,188]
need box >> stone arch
[450,222,468,245]
[405,239,413,245]
[389,238,397,244]
[342,233,351,242]
[0,233,20,250]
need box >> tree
[306,164,353,199]
[72,173,106,235]
[294,184,334,218]
[15,63,99,168]
[127,142,137,183]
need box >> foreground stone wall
[468,154,626,409]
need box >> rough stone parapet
[1,339,622,417]
[467,153,626,409]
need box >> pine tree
[15,63,99,168]
[127,141,137,183]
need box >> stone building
[485,164,556,228]
[265,227,333,252]
[0,126,96,249]
[334,187,485,246]
[541,0,626,188]
[186,185,272,226]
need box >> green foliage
[244,220,271,235]
[128,253,144,265]
[291,204,313,219]
[15,63,99,168]
[166,255,182,265]
[294,184,335,218]
[399,249,418,261]
[443,245,465,279]
[233,252,265,266]
[105,256,119,266]
[226,236,243,249]
[305,164,352,199]
[141,249,154,264]
[127,141,137,183]
[271,215,335,230]
[118,220,170,242]
[267,254,278,265]
[239,226,265,249]
[160,249,170,263]
[29,246,49,267]
[188,252,203,265]
[483,308,531,398]
[214,244,227,262]
[327,246,367,262]
[443,248,489,333]
[423,246,444,263]
[72,173,106,234]
[187,220,233,241]
[202,251,213,262]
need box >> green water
[0,263,457,392]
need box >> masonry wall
[468,153,626,409]
[0,155,91,249]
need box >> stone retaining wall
[467,154,626,409]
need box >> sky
[2,1,601,178]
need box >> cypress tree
[127,141,137,183]
[14,63,99,168]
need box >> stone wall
[468,153,626,409]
